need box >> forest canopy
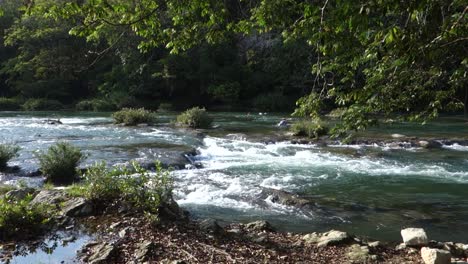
[0,0,466,134]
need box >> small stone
[109,222,122,229]
[119,227,131,238]
[396,243,407,251]
[62,236,75,243]
[368,241,380,248]
[421,247,451,264]
[245,220,275,232]
[401,228,428,246]
[199,219,223,234]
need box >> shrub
[36,142,83,184]
[176,107,213,128]
[67,161,173,216]
[22,98,63,111]
[0,98,22,111]
[0,195,53,240]
[290,119,329,139]
[0,144,20,171]
[112,108,155,126]
[76,99,116,112]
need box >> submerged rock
[421,247,451,264]
[418,140,442,149]
[401,228,428,246]
[261,188,313,208]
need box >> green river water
[1,111,468,245]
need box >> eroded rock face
[401,228,428,246]
[303,230,351,247]
[421,247,451,264]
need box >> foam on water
[173,136,468,219]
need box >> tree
[23,1,468,135]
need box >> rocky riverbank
[1,188,467,264]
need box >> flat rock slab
[303,230,351,247]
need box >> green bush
[290,119,329,139]
[0,144,20,171]
[22,98,63,111]
[36,142,83,184]
[0,98,22,111]
[176,107,213,128]
[0,195,53,240]
[112,108,155,126]
[75,99,116,112]
[68,161,172,216]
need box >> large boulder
[4,188,36,201]
[61,197,94,217]
[421,247,451,264]
[401,228,428,246]
[303,230,351,247]
[30,190,66,206]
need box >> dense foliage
[176,107,213,128]
[68,161,173,217]
[0,144,20,171]
[0,0,466,134]
[290,119,329,139]
[112,107,155,125]
[36,142,83,184]
[0,195,53,240]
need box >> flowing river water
[1,111,468,244]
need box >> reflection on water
[1,230,93,264]
[1,111,468,242]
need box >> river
[1,111,468,243]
